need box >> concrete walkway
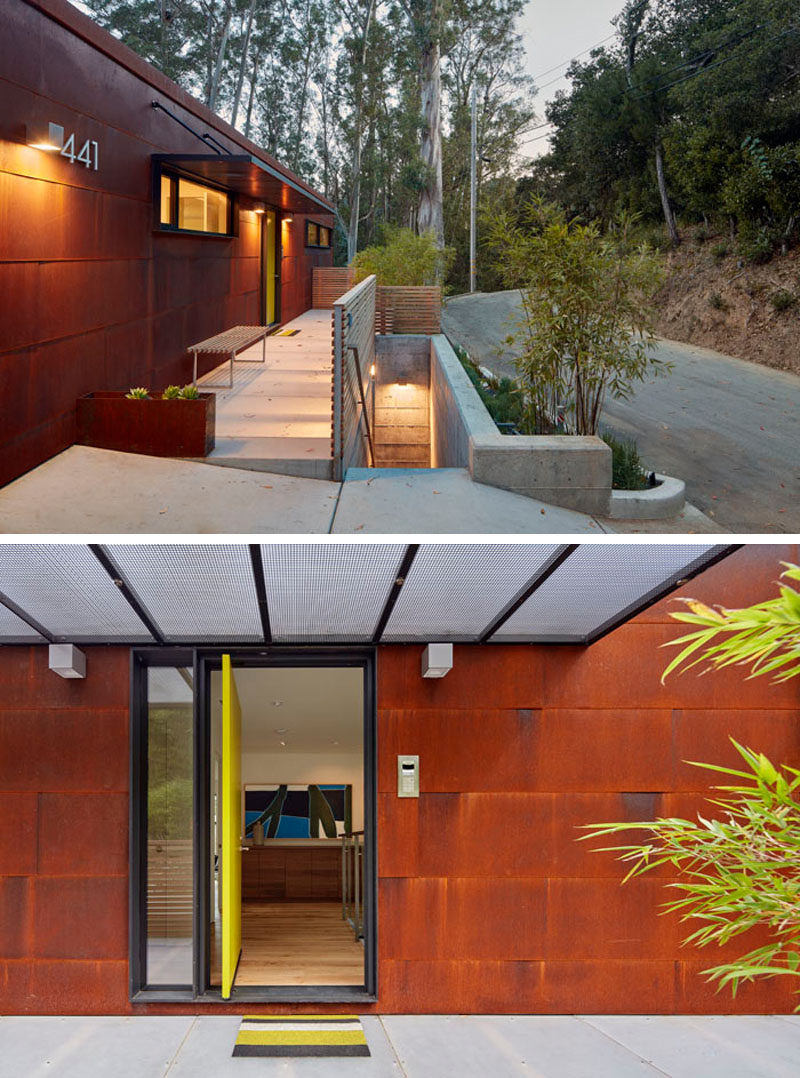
[1,1014,798,1076]
[199,309,334,477]
[0,448,607,534]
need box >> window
[158,171,232,236]
[306,220,332,248]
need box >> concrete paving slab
[583,1015,800,1078]
[381,1015,660,1077]
[333,468,606,533]
[0,447,338,534]
[168,1015,401,1077]
[0,1016,192,1078]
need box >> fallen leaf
[433,490,440,494]
[159,508,168,514]
[540,509,546,515]
[262,485,272,489]
[760,426,765,430]
[354,524,365,531]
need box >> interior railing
[341,830,365,943]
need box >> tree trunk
[231,0,257,130]
[346,0,376,262]
[655,137,680,246]
[243,45,262,140]
[208,4,233,111]
[418,29,444,249]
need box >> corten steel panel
[37,792,128,876]
[0,0,332,486]
[0,351,34,442]
[32,876,128,959]
[378,959,545,1013]
[0,792,39,876]
[23,960,130,1016]
[0,710,128,792]
[538,960,679,1014]
[673,708,800,790]
[377,645,547,711]
[0,646,130,709]
[0,878,33,957]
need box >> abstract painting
[244,784,352,839]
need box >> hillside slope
[654,237,800,375]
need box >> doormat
[233,1015,370,1057]
[277,329,300,336]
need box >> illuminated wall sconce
[397,377,408,387]
[26,121,64,152]
[283,215,293,224]
[254,206,265,215]
[370,363,376,378]
[421,642,453,679]
[48,643,87,679]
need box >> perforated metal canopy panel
[492,544,720,642]
[260,544,406,641]
[105,545,264,642]
[383,544,564,641]
[0,545,154,641]
[0,543,737,647]
[0,602,45,642]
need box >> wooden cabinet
[241,844,342,901]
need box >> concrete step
[209,436,331,461]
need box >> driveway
[443,291,800,532]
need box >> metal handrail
[341,830,365,942]
[347,346,375,467]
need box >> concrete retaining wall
[429,335,613,516]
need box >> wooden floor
[210,901,364,987]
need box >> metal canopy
[153,154,334,215]
[0,543,738,649]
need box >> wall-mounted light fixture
[26,121,64,152]
[283,215,293,224]
[421,642,453,679]
[370,363,376,378]
[254,206,265,215]
[48,643,87,679]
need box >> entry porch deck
[197,309,335,479]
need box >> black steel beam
[479,544,580,643]
[0,590,56,642]
[584,544,744,646]
[248,544,272,644]
[89,545,166,645]
[371,545,420,643]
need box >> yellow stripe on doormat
[233,1015,370,1057]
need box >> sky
[517,0,625,159]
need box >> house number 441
[61,134,99,170]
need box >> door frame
[129,646,377,1004]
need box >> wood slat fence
[332,275,377,479]
[313,268,441,334]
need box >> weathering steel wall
[0,545,797,1015]
[0,0,333,487]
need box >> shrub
[486,200,668,435]
[737,224,775,264]
[708,292,728,311]
[351,226,453,285]
[601,430,649,490]
[710,242,729,261]
[770,289,796,312]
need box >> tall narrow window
[146,665,194,986]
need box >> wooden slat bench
[189,325,269,388]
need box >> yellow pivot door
[221,654,243,999]
[263,211,277,324]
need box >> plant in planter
[77,382,216,457]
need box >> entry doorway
[209,658,369,997]
[261,210,279,325]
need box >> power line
[532,34,617,88]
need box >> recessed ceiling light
[272,700,282,707]
[279,740,287,747]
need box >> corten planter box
[76,392,215,457]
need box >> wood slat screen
[313,267,353,308]
[332,276,377,479]
[313,269,441,334]
[377,286,441,334]
[146,839,194,938]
